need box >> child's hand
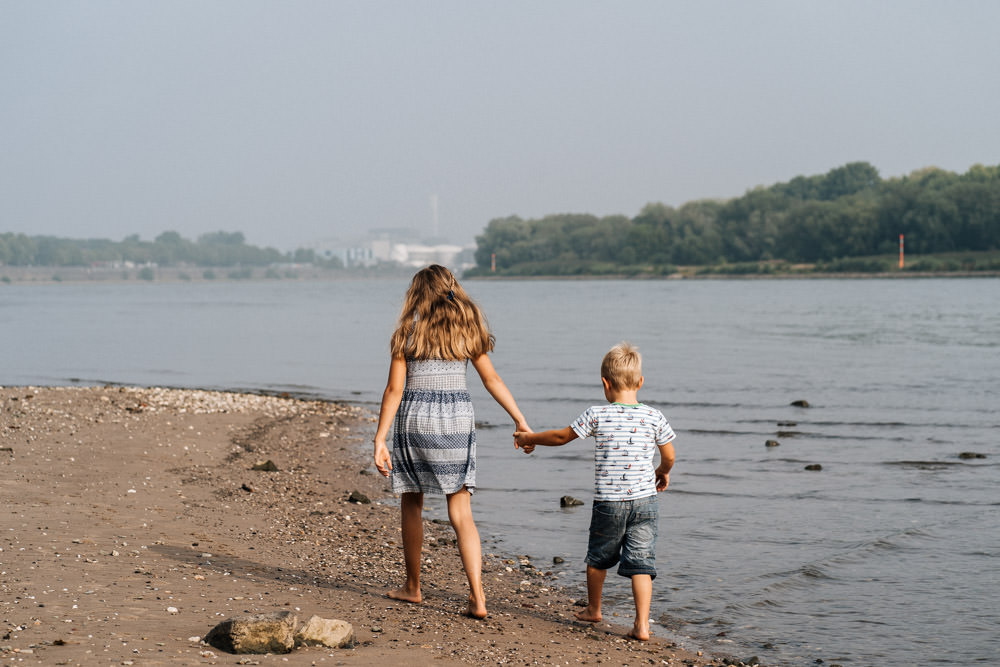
[513,431,535,454]
[655,469,670,491]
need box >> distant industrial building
[308,228,474,272]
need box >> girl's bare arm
[373,356,407,477]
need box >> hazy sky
[2,1,999,251]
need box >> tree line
[469,162,1000,276]
[0,230,342,268]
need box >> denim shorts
[586,495,659,579]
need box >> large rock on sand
[204,611,298,654]
[296,615,354,648]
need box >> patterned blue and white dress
[391,358,476,495]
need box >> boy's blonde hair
[601,341,643,390]
[390,264,495,361]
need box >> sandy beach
[0,386,724,666]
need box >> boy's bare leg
[388,492,424,603]
[627,574,653,640]
[574,565,606,622]
[447,487,487,619]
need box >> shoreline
[2,264,998,287]
[1,386,725,666]
[466,270,1000,280]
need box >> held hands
[513,420,535,454]
[513,431,536,454]
[373,439,392,478]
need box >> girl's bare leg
[388,492,424,603]
[627,574,653,640]
[575,565,606,622]
[446,488,486,618]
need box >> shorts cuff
[617,566,656,580]
[585,556,618,571]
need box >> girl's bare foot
[574,606,602,623]
[627,624,650,641]
[466,593,487,619]
[387,587,422,604]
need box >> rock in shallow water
[560,495,584,507]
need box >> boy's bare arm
[655,441,676,491]
[514,426,578,453]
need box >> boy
[514,342,675,641]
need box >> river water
[3,277,998,665]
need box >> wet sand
[1,386,717,665]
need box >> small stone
[370,626,383,633]
[958,452,986,459]
[765,440,780,448]
[560,495,584,507]
[553,556,565,564]
[167,606,179,614]
[241,483,255,493]
[804,464,823,471]
[791,399,810,408]
[348,490,370,504]
[251,460,278,472]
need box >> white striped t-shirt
[570,403,675,501]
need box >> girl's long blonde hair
[389,264,495,361]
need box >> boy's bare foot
[466,594,487,619]
[387,587,422,604]
[573,607,602,623]
[626,624,650,641]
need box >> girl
[373,264,530,619]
